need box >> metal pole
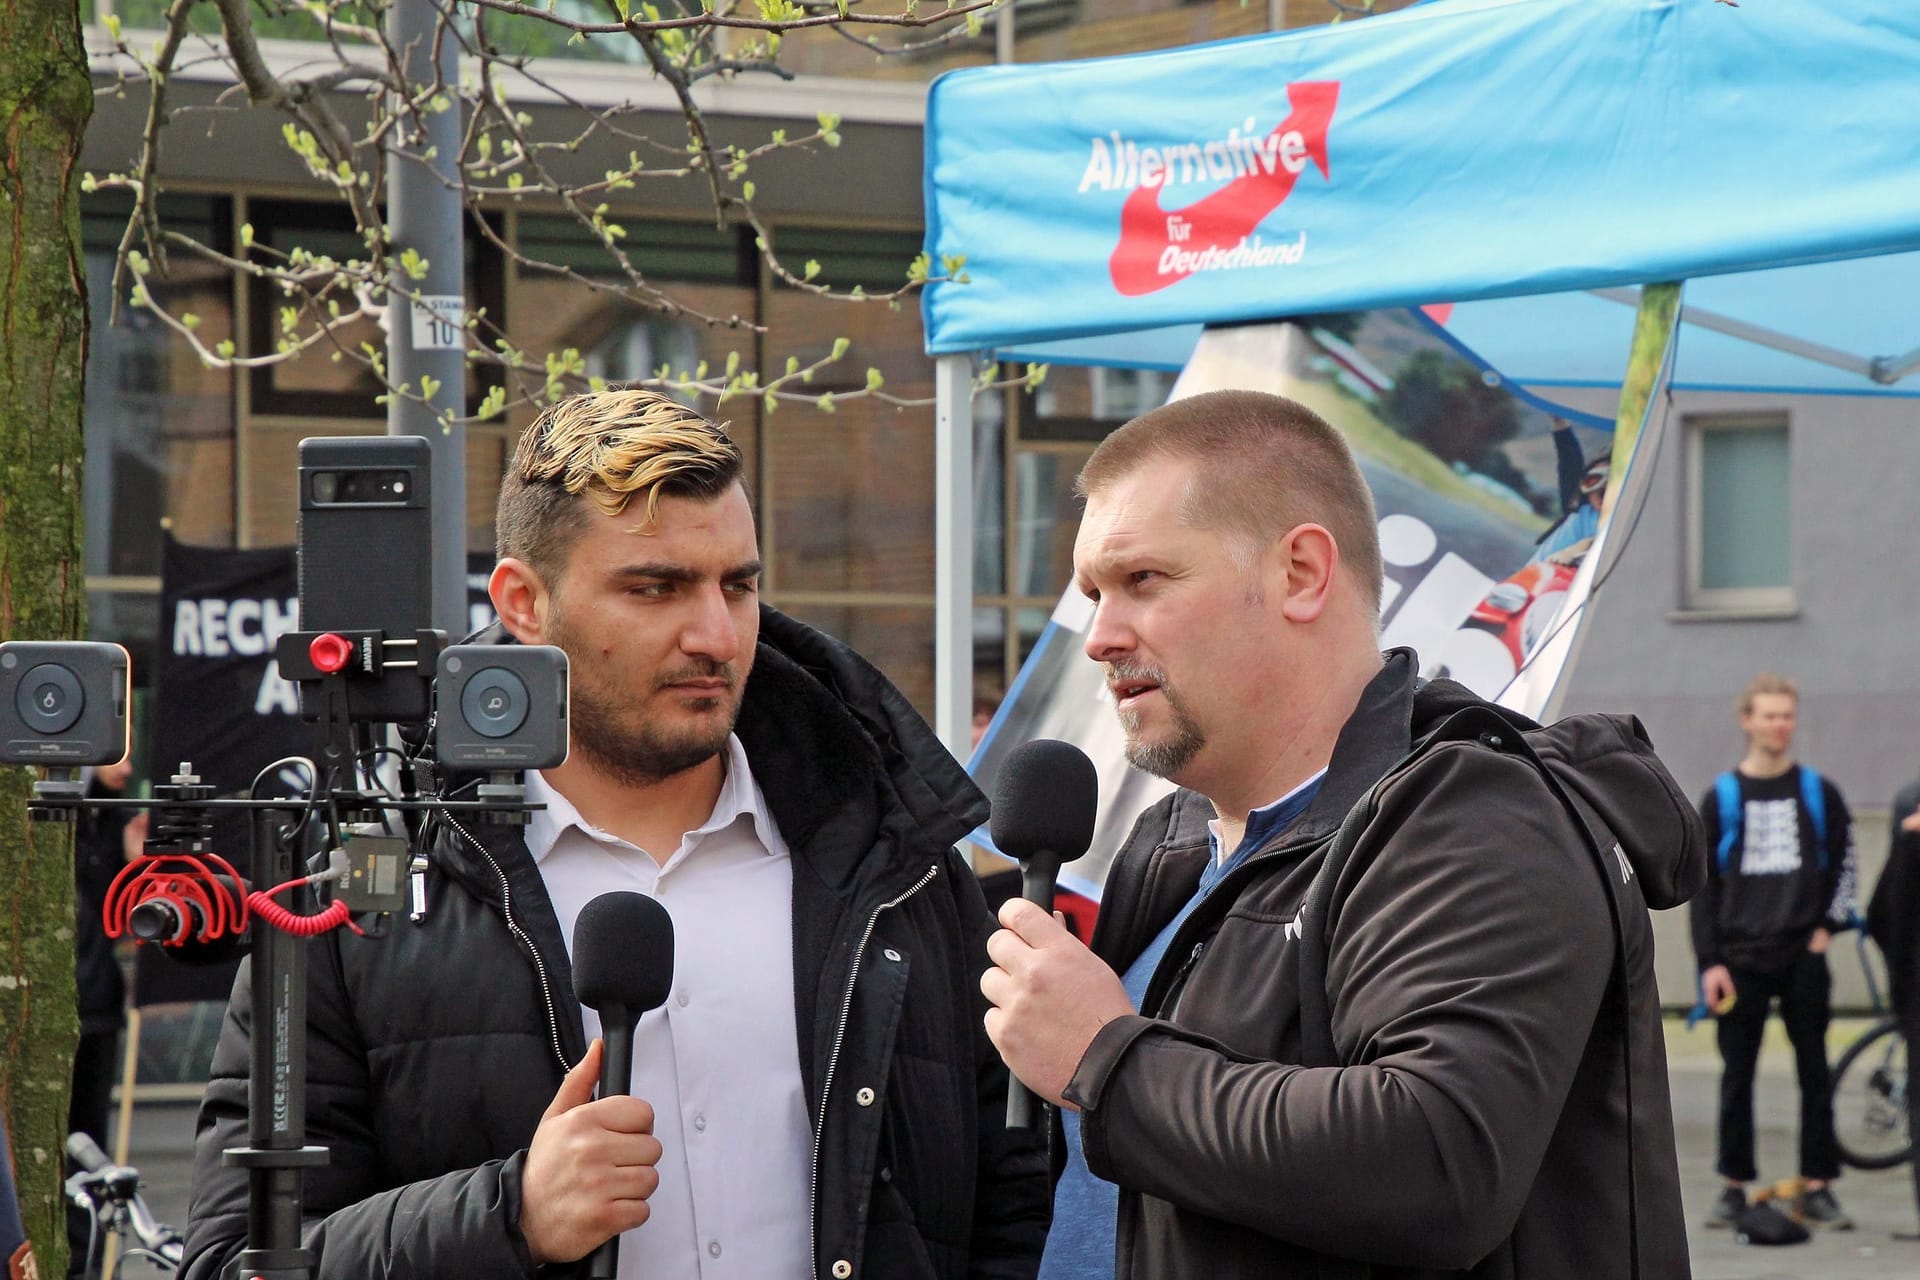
[934,355,974,760]
[386,0,468,638]
[229,806,325,1280]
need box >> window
[245,201,506,418]
[1686,414,1792,612]
[1028,365,1174,441]
[82,194,236,676]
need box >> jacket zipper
[441,811,572,1072]
[1133,820,1347,1017]
[1153,941,1207,1017]
[809,862,940,1278]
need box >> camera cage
[10,579,566,1280]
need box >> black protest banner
[138,535,498,1006]
[140,536,308,1005]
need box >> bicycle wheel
[1832,1018,1911,1171]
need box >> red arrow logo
[1108,82,1339,297]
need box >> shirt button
[832,1262,853,1279]
[693,1113,707,1132]
[882,947,902,962]
[708,1240,722,1258]
[676,992,690,1008]
[856,1086,875,1107]
[878,1166,892,1183]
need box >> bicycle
[1831,934,1911,1171]
[63,1132,184,1279]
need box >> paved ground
[1669,1017,1918,1280]
[104,1017,1917,1277]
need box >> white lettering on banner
[264,597,300,646]
[227,599,263,656]
[1378,551,1496,655]
[255,668,299,716]
[174,600,201,656]
[172,598,299,658]
[201,599,230,658]
[1155,232,1307,278]
[1079,119,1310,194]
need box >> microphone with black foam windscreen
[571,891,676,1280]
[990,738,1099,1129]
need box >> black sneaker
[1796,1187,1854,1230]
[1707,1185,1746,1229]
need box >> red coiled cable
[248,875,365,938]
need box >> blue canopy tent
[916,0,1920,754]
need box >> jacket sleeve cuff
[499,1149,545,1276]
[1062,1014,1157,1114]
[1061,1014,1160,1177]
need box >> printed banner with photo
[138,534,498,1006]
[969,309,1669,900]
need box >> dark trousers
[1715,949,1840,1182]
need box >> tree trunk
[0,0,93,1271]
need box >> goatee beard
[1109,660,1205,780]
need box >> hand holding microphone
[984,739,1106,1128]
[520,892,674,1273]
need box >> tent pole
[1590,286,1877,382]
[935,355,975,761]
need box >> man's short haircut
[1739,672,1799,716]
[1076,389,1383,614]
[496,389,744,582]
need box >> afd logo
[1081,81,1340,297]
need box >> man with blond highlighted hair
[183,390,1050,1280]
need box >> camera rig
[10,603,567,1280]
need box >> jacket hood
[1410,676,1707,910]
[456,609,988,878]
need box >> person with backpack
[979,389,1700,1279]
[1691,672,1859,1232]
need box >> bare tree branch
[97,0,1012,419]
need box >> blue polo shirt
[1038,770,1325,1280]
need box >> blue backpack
[1713,765,1827,875]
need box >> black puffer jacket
[1062,653,1702,1279]
[182,608,1049,1280]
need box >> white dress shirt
[526,735,812,1279]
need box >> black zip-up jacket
[1058,654,1702,1278]
[181,608,1049,1280]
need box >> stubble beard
[550,616,741,787]
[1111,661,1206,780]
